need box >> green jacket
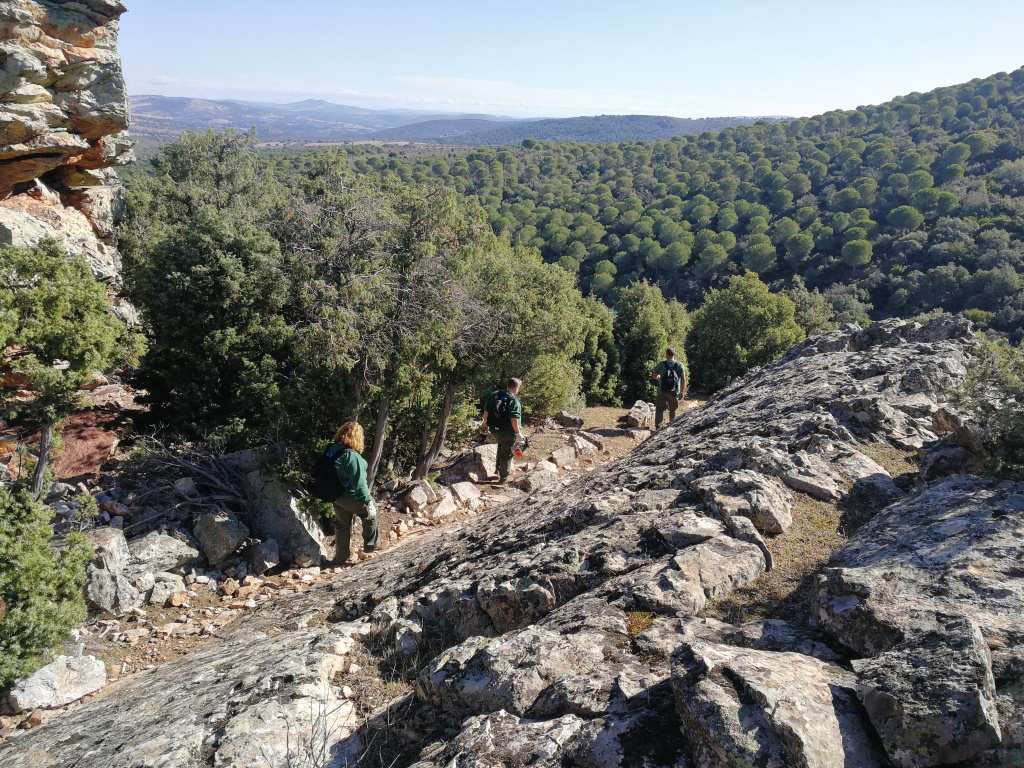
[326,443,372,504]
[482,388,523,435]
[655,360,686,395]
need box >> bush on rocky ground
[687,271,805,392]
[122,134,590,485]
[0,240,144,496]
[0,485,92,690]
[953,336,1024,476]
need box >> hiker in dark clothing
[324,421,379,565]
[480,377,525,483]
[651,348,686,429]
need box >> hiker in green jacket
[325,421,379,565]
[651,348,686,429]
[480,377,524,483]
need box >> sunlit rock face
[0,0,132,280]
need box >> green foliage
[121,134,590,481]
[687,272,805,392]
[125,209,291,444]
[841,239,873,267]
[1,241,142,492]
[519,354,583,418]
[953,337,1024,476]
[612,281,689,403]
[888,205,924,231]
[576,296,621,404]
[1,240,139,422]
[313,65,1024,342]
[786,276,838,337]
[0,487,91,690]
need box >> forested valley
[111,66,1024,483]
[5,5,1024,764]
[298,67,1024,341]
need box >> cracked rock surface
[6,316,1019,768]
[0,0,132,281]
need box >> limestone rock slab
[5,655,106,713]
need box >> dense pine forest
[272,67,1024,341]
[105,66,1024,480]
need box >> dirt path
[1,402,703,738]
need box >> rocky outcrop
[83,526,142,613]
[815,475,1024,766]
[4,655,106,713]
[125,530,203,577]
[2,317,1000,767]
[243,471,328,567]
[0,0,131,280]
[672,639,884,767]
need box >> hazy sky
[121,1,1024,118]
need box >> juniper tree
[1,240,141,496]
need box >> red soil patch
[52,410,121,480]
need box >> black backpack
[488,390,514,432]
[661,362,682,393]
[310,445,344,502]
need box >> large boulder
[852,613,1001,768]
[470,444,499,479]
[83,527,142,613]
[814,477,1024,658]
[624,401,655,429]
[244,472,328,567]
[517,468,559,493]
[5,655,106,713]
[450,481,481,506]
[626,535,766,616]
[553,411,584,429]
[126,530,203,576]
[192,512,249,566]
[814,476,1024,766]
[402,482,433,515]
[570,434,600,456]
[692,469,793,535]
[431,487,459,520]
[672,639,884,768]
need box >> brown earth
[0,401,701,738]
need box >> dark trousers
[495,432,516,480]
[333,496,378,563]
[655,391,679,428]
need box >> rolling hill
[128,95,520,144]
[128,95,783,147]
[329,66,1024,341]
[447,114,785,145]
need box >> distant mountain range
[128,95,786,148]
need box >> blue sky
[121,1,1024,118]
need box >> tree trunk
[413,381,455,481]
[366,398,391,487]
[31,420,54,499]
[382,427,401,477]
[349,357,369,420]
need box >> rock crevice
[4,318,1019,768]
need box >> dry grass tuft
[858,442,919,480]
[626,611,655,637]
[706,492,845,625]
